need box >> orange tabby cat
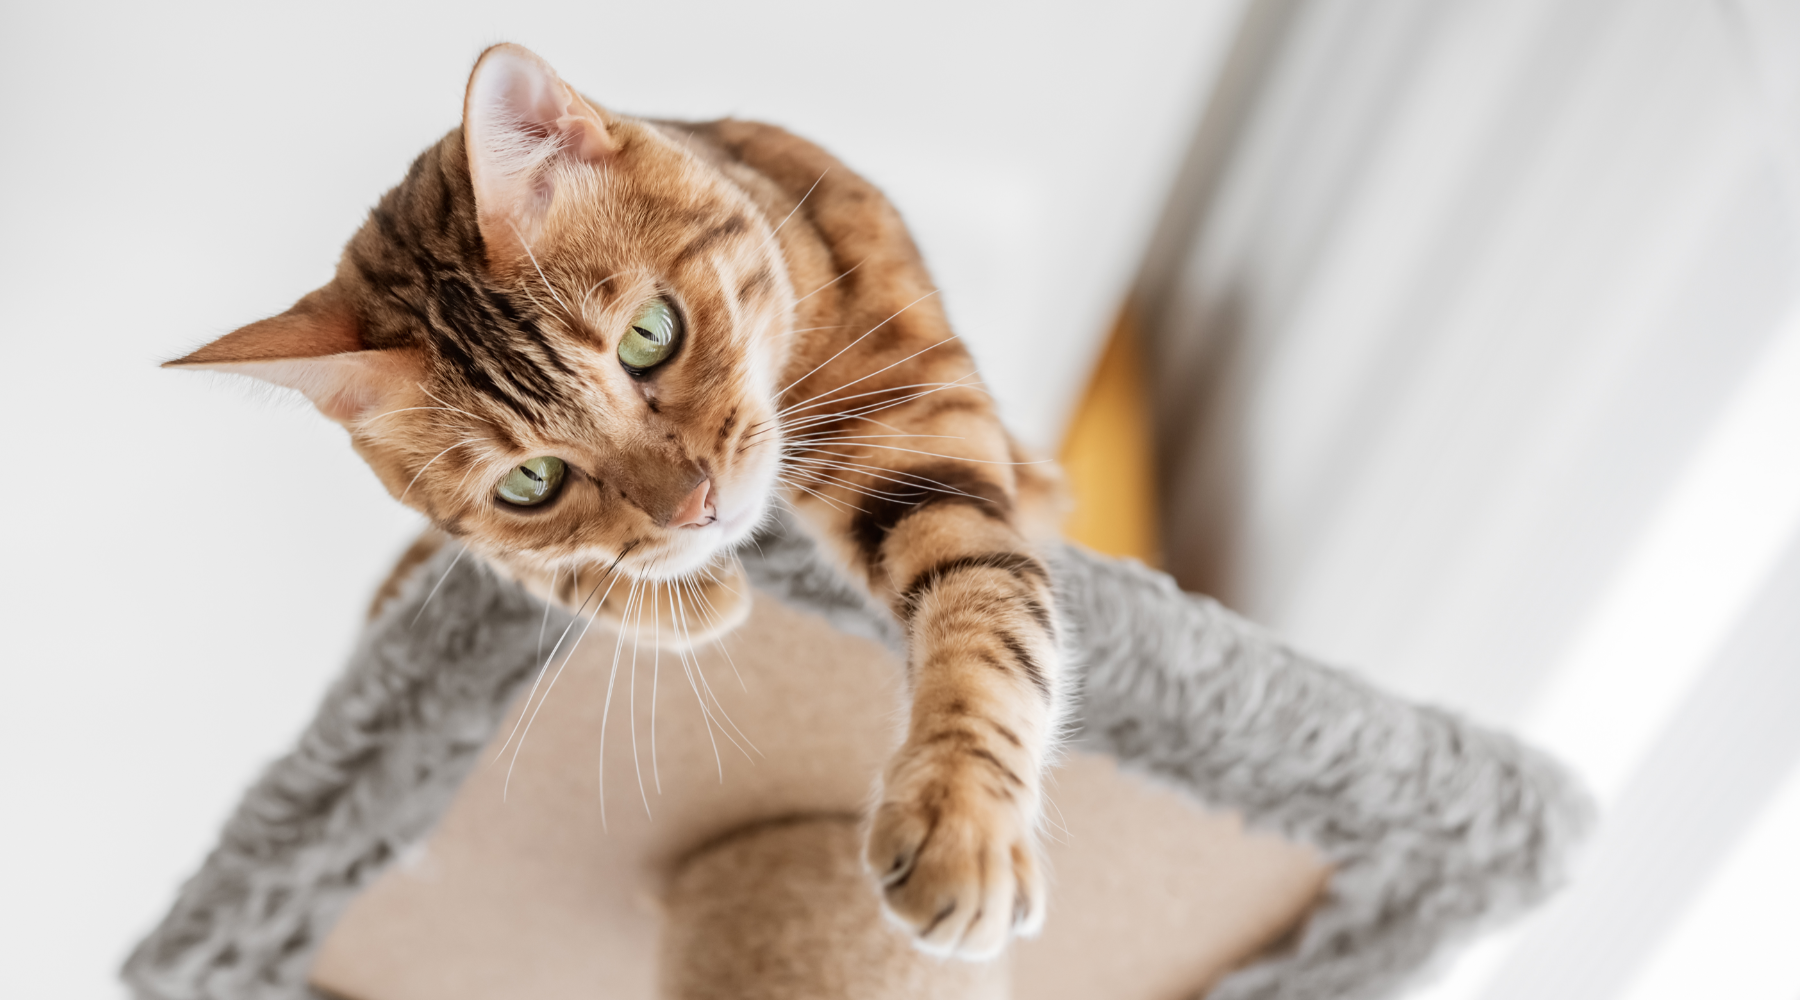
[171,43,1065,960]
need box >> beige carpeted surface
[310,587,1330,1000]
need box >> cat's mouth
[708,501,762,540]
[629,485,768,580]
[625,435,780,579]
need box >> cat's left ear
[463,43,617,269]
[165,287,425,424]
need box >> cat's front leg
[861,511,1064,959]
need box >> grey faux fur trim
[123,515,1592,1000]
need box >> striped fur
[170,44,1066,960]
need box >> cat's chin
[539,552,754,650]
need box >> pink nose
[670,479,716,528]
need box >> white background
[0,2,1245,995]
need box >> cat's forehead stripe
[429,276,565,422]
[350,170,599,426]
[672,214,751,267]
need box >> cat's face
[171,45,794,581]
[350,103,798,583]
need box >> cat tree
[124,514,1590,999]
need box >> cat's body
[173,44,1064,960]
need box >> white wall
[1146,0,1800,996]
[0,1,1247,996]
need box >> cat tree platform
[124,515,1590,1000]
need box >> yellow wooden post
[1057,309,1161,564]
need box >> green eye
[496,456,566,507]
[619,296,682,372]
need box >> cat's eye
[619,296,682,373]
[496,456,566,507]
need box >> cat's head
[170,44,794,582]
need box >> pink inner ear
[469,46,611,162]
[484,54,568,137]
[247,350,424,423]
[464,44,614,250]
[164,290,423,424]
[168,346,425,425]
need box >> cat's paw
[865,738,1045,959]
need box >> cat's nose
[669,478,716,529]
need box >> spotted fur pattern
[170,44,1065,959]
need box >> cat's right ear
[463,43,617,270]
[164,288,425,425]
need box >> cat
[169,43,1066,961]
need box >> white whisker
[580,272,623,308]
[808,443,1050,467]
[782,433,967,446]
[777,477,854,512]
[537,566,557,658]
[776,376,984,436]
[360,405,482,427]
[777,338,967,420]
[502,563,627,801]
[670,586,725,781]
[598,579,644,831]
[783,454,972,486]
[773,289,939,398]
[628,581,652,820]
[493,563,606,763]
[785,471,963,509]
[650,581,662,795]
[777,377,989,421]
[684,576,753,699]
[400,437,482,503]
[792,258,863,305]
[410,544,468,627]
[777,376,979,432]
[672,581,756,765]
[510,222,572,315]
[763,168,829,252]
[453,450,495,496]
[783,464,954,502]
[417,386,490,425]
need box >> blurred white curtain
[1141,0,1800,997]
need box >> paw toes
[868,747,1049,958]
[1009,840,1046,938]
[867,801,933,890]
[868,812,1044,957]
